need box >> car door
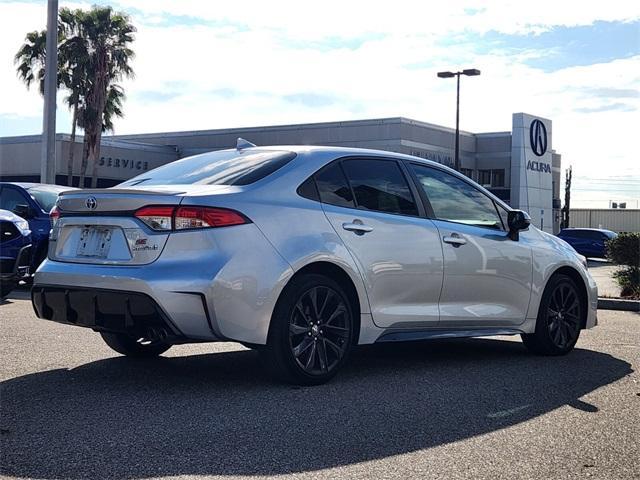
[316,158,444,329]
[409,163,533,328]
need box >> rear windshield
[27,186,67,212]
[119,149,297,187]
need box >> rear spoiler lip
[59,188,187,196]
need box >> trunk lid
[51,185,237,265]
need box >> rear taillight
[134,206,248,231]
[50,205,60,226]
[134,206,174,231]
[174,206,247,230]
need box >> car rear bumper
[33,223,294,344]
[32,285,188,343]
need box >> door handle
[443,233,467,246]
[342,221,373,235]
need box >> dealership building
[0,112,561,233]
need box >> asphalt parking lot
[1,289,638,480]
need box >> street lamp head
[437,71,456,78]
[462,68,481,76]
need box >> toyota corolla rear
[32,148,298,346]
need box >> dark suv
[557,228,617,258]
[0,209,32,298]
[0,183,76,275]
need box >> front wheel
[522,274,583,355]
[100,332,171,358]
[262,274,355,385]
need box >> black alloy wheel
[263,273,355,385]
[522,274,583,355]
[289,286,351,376]
[546,281,582,349]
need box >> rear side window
[120,150,296,186]
[314,163,355,208]
[342,159,418,216]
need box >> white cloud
[0,0,638,206]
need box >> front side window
[411,164,503,230]
[342,159,418,216]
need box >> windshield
[27,186,68,212]
[119,149,297,187]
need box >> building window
[491,169,505,187]
[479,169,505,187]
[478,170,491,186]
[460,168,474,180]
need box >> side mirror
[13,204,31,219]
[507,209,531,240]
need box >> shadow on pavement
[0,338,632,479]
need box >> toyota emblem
[85,196,97,210]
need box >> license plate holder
[77,227,112,258]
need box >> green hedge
[606,233,640,299]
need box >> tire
[100,332,171,358]
[1,281,17,299]
[261,273,355,385]
[522,274,583,355]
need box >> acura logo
[529,119,547,157]
[85,196,97,210]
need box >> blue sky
[0,0,638,207]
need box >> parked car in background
[0,183,76,277]
[32,144,597,385]
[0,209,31,299]
[557,228,618,258]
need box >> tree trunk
[79,135,90,188]
[89,127,103,188]
[89,50,108,189]
[67,100,78,186]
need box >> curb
[598,298,640,312]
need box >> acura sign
[529,119,547,156]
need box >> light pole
[437,68,480,172]
[41,0,58,184]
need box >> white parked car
[32,143,597,384]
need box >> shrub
[606,233,640,299]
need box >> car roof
[242,144,442,164]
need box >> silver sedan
[32,142,598,385]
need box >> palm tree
[15,6,135,188]
[14,30,48,95]
[58,8,89,187]
[75,6,135,188]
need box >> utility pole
[561,166,572,229]
[41,0,58,184]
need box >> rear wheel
[0,281,17,299]
[100,332,171,358]
[262,274,355,385]
[522,274,583,355]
